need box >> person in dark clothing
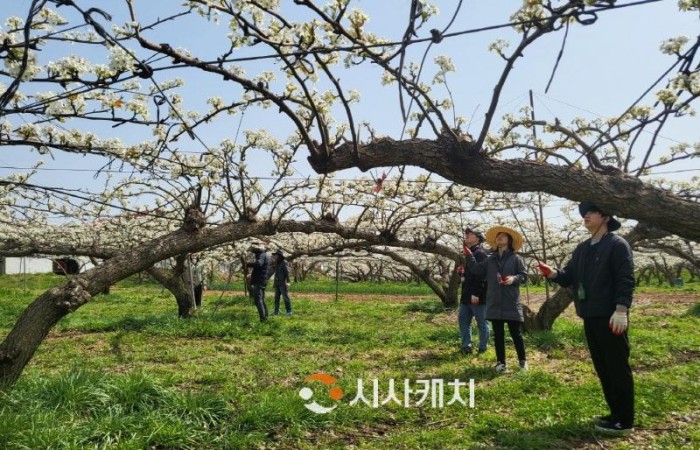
[538,202,635,435]
[246,242,269,322]
[464,225,528,372]
[272,250,293,316]
[458,227,489,355]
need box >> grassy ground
[0,274,698,449]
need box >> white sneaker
[519,360,529,371]
[495,363,507,373]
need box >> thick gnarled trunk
[308,139,700,242]
[0,221,268,389]
[523,287,575,331]
[146,267,195,318]
[0,280,91,388]
[0,219,422,388]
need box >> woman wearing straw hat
[464,225,528,372]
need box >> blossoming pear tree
[2,0,699,387]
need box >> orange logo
[299,373,344,414]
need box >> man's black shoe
[593,414,613,425]
[594,420,634,435]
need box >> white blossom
[655,88,678,106]
[659,36,689,55]
[108,46,136,73]
[678,0,700,12]
[488,39,510,56]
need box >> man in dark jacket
[246,241,269,322]
[272,250,293,316]
[458,228,489,354]
[538,203,635,435]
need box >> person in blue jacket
[537,202,635,435]
[464,225,528,372]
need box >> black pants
[252,284,268,321]
[584,317,634,427]
[491,320,526,364]
[194,284,203,308]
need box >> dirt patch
[208,290,698,309]
[206,290,434,304]
[634,291,699,306]
[45,329,99,341]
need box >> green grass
[0,273,698,449]
[208,278,439,296]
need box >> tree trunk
[0,280,91,387]
[523,286,575,331]
[146,267,194,318]
[444,271,460,308]
[368,248,450,306]
[0,219,364,389]
[308,138,700,242]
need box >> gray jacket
[466,249,527,322]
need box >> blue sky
[1,1,698,218]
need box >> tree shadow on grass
[58,314,172,333]
[426,328,459,345]
[404,300,451,318]
[64,304,267,337]
[475,420,634,450]
[526,328,587,352]
[407,351,503,384]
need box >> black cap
[578,202,621,232]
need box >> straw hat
[485,226,524,251]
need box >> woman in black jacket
[464,226,528,372]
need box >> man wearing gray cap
[458,227,489,355]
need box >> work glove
[463,244,472,257]
[536,262,553,278]
[456,265,464,274]
[609,310,628,335]
[500,275,516,286]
